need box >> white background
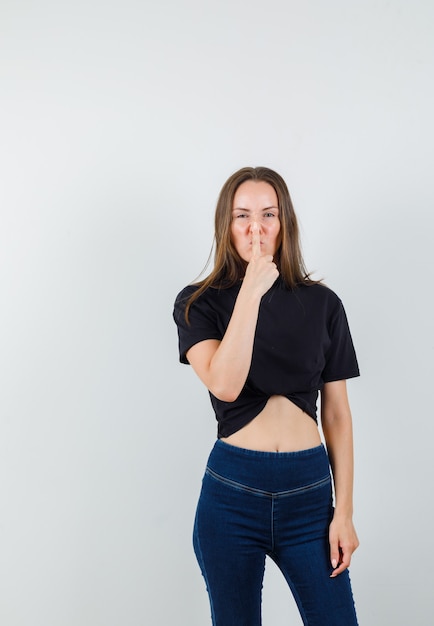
[1,1,433,624]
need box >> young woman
[173,166,360,625]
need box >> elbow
[321,410,354,445]
[321,408,353,430]
[206,368,246,402]
[209,385,241,403]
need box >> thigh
[272,483,358,626]
[275,537,358,625]
[193,471,270,626]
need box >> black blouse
[173,278,359,438]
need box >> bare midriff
[221,395,322,452]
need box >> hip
[205,438,331,495]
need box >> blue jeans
[193,440,358,625]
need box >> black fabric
[173,278,359,439]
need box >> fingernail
[332,559,337,568]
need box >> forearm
[207,284,262,401]
[320,381,359,575]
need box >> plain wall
[1,1,433,624]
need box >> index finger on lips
[251,222,261,258]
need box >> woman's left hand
[329,514,359,578]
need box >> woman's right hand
[242,223,279,297]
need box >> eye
[234,213,248,219]
[264,212,276,218]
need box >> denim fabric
[193,440,358,626]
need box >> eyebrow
[232,206,279,212]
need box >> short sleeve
[173,287,223,364]
[322,300,360,383]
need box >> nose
[249,220,262,234]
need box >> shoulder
[173,283,237,326]
[175,281,240,308]
[173,284,201,326]
[174,283,200,306]
[294,282,342,308]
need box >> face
[231,180,281,262]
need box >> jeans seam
[205,466,330,497]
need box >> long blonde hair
[185,166,316,320]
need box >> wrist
[332,506,354,520]
[238,280,264,305]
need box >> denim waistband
[206,440,330,494]
[215,439,325,459]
